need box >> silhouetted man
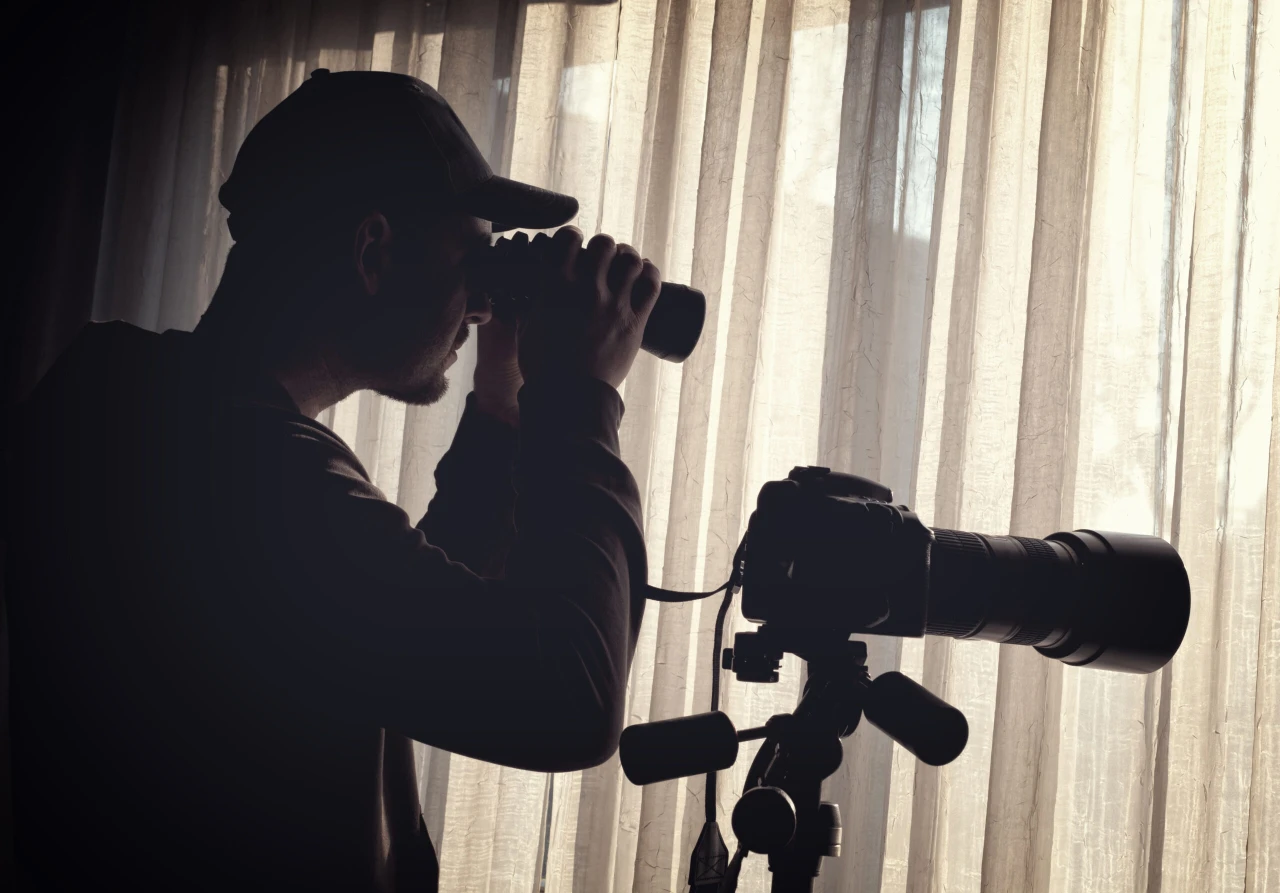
[4,69,659,892]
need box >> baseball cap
[218,68,579,241]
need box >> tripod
[629,465,1188,892]
[694,638,966,893]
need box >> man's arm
[415,392,519,579]
[416,310,525,578]
[231,374,647,772]
[243,227,659,771]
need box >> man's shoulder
[26,320,158,398]
[65,319,156,355]
[226,398,374,488]
[12,321,161,446]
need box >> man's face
[345,210,493,406]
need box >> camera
[623,465,1191,893]
[732,465,1190,679]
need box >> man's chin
[376,372,450,407]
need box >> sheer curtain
[90,0,1278,890]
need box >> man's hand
[473,311,523,427]
[518,227,662,391]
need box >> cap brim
[456,176,579,233]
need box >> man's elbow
[574,704,624,769]
[541,696,623,771]
[540,604,632,770]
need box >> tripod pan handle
[862,672,968,766]
[620,711,740,785]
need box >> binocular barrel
[636,282,706,362]
[476,236,708,363]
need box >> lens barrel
[925,528,1190,673]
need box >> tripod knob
[731,785,796,854]
[862,671,968,766]
[813,803,842,857]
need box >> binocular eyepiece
[467,234,708,363]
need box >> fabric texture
[74,0,1280,891]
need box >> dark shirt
[3,321,647,891]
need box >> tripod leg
[769,869,816,893]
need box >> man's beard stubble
[373,322,468,407]
[375,370,449,407]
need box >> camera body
[730,466,932,679]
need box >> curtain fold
[86,0,1278,890]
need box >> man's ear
[353,211,393,296]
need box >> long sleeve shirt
[3,321,648,892]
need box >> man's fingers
[607,244,645,305]
[550,226,584,281]
[581,233,618,296]
[631,261,662,319]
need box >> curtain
[89,0,1279,890]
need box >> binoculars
[470,233,707,363]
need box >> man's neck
[197,253,362,419]
[270,351,354,419]
[192,322,357,420]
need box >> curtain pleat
[86,0,1279,890]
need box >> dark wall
[1,1,134,876]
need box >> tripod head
[621,639,967,892]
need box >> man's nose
[465,292,493,327]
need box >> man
[4,69,659,891]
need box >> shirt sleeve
[415,392,519,579]
[225,375,647,772]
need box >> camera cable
[639,538,749,893]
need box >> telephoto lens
[471,234,707,362]
[925,528,1190,673]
